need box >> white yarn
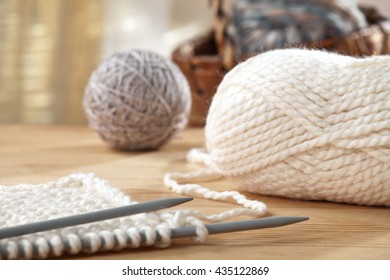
[165,49,390,208]
[164,148,268,219]
[0,174,212,259]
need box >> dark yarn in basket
[228,0,368,56]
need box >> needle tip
[165,197,193,207]
[296,216,310,222]
[275,216,309,226]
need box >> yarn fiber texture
[205,48,390,206]
[227,0,367,56]
[83,49,191,151]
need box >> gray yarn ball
[83,49,191,151]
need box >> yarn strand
[164,148,268,221]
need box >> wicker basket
[173,6,390,126]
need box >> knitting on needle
[0,197,192,240]
[0,194,309,241]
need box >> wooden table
[1,125,389,259]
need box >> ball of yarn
[205,48,390,206]
[228,0,367,56]
[83,49,191,150]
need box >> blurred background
[0,0,389,125]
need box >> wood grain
[0,125,389,259]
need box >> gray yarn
[228,0,368,55]
[83,50,191,150]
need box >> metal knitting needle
[170,216,309,239]
[0,197,193,240]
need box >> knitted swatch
[0,174,201,259]
[165,49,390,208]
[0,174,266,259]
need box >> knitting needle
[170,216,309,239]
[0,197,193,240]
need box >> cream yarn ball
[205,48,390,206]
[84,49,191,150]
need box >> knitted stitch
[165,49,390,207]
